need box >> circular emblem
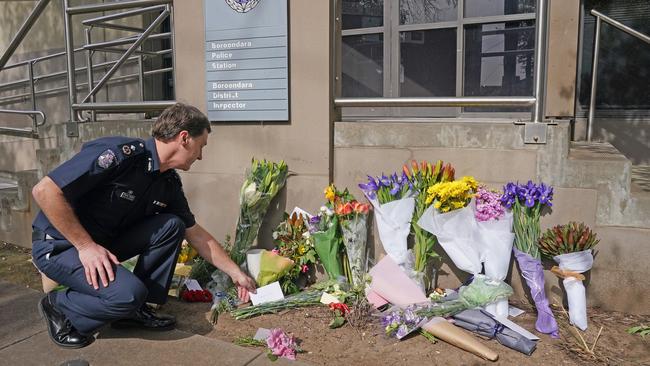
[225,0,261,13]
[122,145,132,155]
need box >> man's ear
[179,130,189,145]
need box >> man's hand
[78,242,120,290]
[231,270,257,303]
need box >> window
[340,0,536,117]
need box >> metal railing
[333,0,550,143]
[0,0,175,137]
[587,10,650,142]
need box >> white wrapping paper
[369,196,415,267]
[554,250,594,330]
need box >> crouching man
[31,103,255,348]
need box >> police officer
[31,103,256,348]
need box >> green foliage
[538,222,600,258]
[627,325,650,338]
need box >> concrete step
[561,142,646,227]
[631,165,650,193]
[0,170,39,247]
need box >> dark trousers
[32,214,185,335]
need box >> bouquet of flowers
[328,184,372,287]
[539,222,599,330]
[418,177,483,277]
[309,203,343,280]
[381,305,428,340]
[402,160,455,290]
[474,186,514,317]
[229,158,288,265]
[270,212,318,293]
[235,328,302,361]
[501,181,558,337]
[358,172,414,270]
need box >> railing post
[138,55,145,102]
[85,28,96,122]
[587,17,601,142]
[532,0,548,123]
[63,0,78,124]
[28,61,37,131]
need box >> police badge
[225,0,261,13]
[97,149,116,169]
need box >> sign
[204,0,289,121]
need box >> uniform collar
[144,138,161,172]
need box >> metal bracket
[523,122,547,144]
[65,121,79,137]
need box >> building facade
[0,0,648,314]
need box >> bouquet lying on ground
[502,181,558,337]
[236,328,302,361]
[402,160,455,291]
[328,184,371,287]
[359,172,414,272]
[539,222,599,330]
[270,212,318,294]
[230,158,288,265]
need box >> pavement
[0,281,310,366]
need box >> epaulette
[116,139,146,159]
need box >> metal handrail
[0,0,51,70]
[82,4,167,26]
[0,0,175,136]
[78,7,170,105]
[587,10,650,141]
[0,109,46,137]
[334,97,536,108]
[66,0,171,15]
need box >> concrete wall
[173,0,331,244]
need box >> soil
[2,242,648,365]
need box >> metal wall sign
[204,0,289,122]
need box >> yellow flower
[324,185,335,202]
[298,245,306,255]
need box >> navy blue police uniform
[32,136,194,335]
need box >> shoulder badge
[122,145,132,155]
[97,149,117,169]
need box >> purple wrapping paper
[513,248,559,338]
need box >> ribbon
[550,266,586,281]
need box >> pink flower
[266,328,298,360]
[301,264,309,273]
[271,248,280,255]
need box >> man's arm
[32,176,119,290]
[184,224,256,302]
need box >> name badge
[153,200,167,208]
[120,190,136,202]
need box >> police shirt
[32,136,196,246]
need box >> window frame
[339,0,537,120]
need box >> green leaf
[329,315,346,329]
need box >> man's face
[178,129,209,171]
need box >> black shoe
[38,293,94,349]
[111,304,176,331]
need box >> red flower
[328,302,350,315]
[182,289,213,302]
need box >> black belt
[32,228,55,242]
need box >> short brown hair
[152,103,211,141]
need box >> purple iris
[307,216,321,233]
[501,181,553,209]
[358,175,379,199]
